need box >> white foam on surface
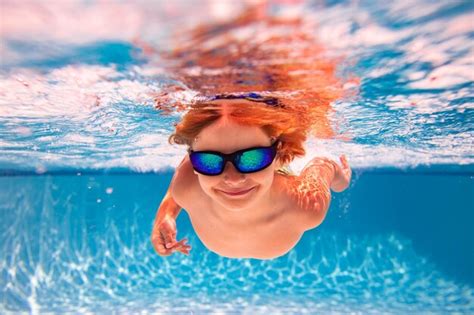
[0,1,472,172]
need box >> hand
[151,216,191,256]
[330,155,352,192]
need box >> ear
[276,139,284,155]
[274,156,284,169]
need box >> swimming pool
[1,0,473,314]
[1,168,473,313]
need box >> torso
[172,161,304,259]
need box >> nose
[222,161,246,183]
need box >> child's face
[191,118,280,211]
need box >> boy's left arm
[285,155,351,231]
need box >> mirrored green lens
[191,153,223,174]
[238,148,273,172]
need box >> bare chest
[180,187,303,259]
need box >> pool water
[1,168,473,313]
[1,0,473,314]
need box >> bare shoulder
[273,173,327,232]
[170,155,205,210]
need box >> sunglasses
[209,92,283,107]
[188,140,280,176]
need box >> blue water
[1,169,473,313]
[1,0,473,313]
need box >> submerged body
[151,105,351,259]
[171,155,310,259]
[149,2,350,260]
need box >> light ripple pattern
[1,172,473,313]
[0,0,473,172]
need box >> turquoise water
[1,169,473,313]
[1,0,473,313]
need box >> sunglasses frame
[188,140,280,176]
[210,93,282,107]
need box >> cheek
[197,176,219,193]
[252,168,275,187]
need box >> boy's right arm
[151,156,192,256]
[154,155,188,221]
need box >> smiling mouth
[217,187,255,196]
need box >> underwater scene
[1,0,473,314]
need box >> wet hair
[168,99,306,166]
[162,6,352,165]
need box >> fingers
[154,242,190,256]
[339,155,352,181]
[162,230,177,249]
[152,230,177,256]
[176,246,191,255]
[172,239,192,252]
[340,155,350,169]
[339,154,347,165]
[152,239,173,256]
[152,237,191,256]
[152,217,191,256]
[155,243,172,256]
[169,239,192,255]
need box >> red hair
[158,4,350,165]
[169,101,307,166]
